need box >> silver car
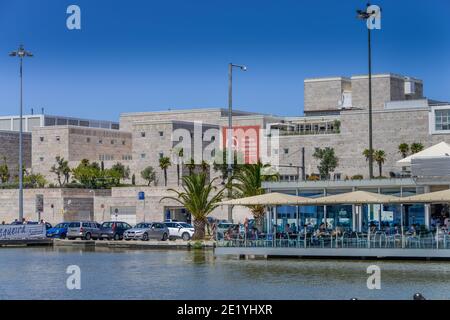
[123,222,169,241]
[67,221,101,240]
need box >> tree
[141,166,156,186]
[174,147,184,186]
[233,162,279,231]
[161,173,224,240]
[185,158,196,175]
[373,150,386,177]
[0,156,10,184]
[313,147,338,179]
[131,174,136,185]
[212,148,244,184]
[50,156,71,187]
[23,171,47,188]
[110,162,130,185]
[72,160,101,188]
[159,156,171,187]
[398,143,409,158]
[363,149,374,162]
[411,142,424,154]
[200,160,210,173]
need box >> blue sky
[0,0,449,121]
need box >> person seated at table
[319,223,326,232]
[284,223,293,234]
[332,225,343,237]
[407,224,416,236]
[384,223,391,235]
[369,223,377,233]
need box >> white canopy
[396,142,450,166]
[219,192,311,206]
[302,190,399,205]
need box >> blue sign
[138,192,145,200]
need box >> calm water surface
[0,247,449,300]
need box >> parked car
[99,221,133,240]
[164,221,194,241]
[67,221,101,240]
[123,222,169,241]
[46,222,70,239]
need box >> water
[0,247,449,300]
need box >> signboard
[222,125,260,164]
[138,191,145,200]
[35,194,44,213]
[0,224,46,240]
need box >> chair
[356,233,368,248]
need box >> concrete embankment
[53,239,215,250]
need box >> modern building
[1,72,450,225]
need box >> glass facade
[271,185,426,234]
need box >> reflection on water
[0,247,448,300]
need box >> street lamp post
[357,4,381,179]
[227,63,247,222]
[9,45,33,221]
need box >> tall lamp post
[357,3,381,179]
[227,63,247,222]
[9,45,33,221]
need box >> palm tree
[174,148,184,186]
[200,160,210,173]
[161,173,224,240]
[373,150,386,177]
[233,161,279,231]
[159,156,171,187]
[186,158,196,175]
[398,143,409,158]
[362,149,374,162]
[411,142,424,154]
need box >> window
[39,157,44,162]
[211,136,216,141]
[39,137,44,142]
[141,153,146,159]
[122,140,126,145]
[435,110,450,131]
[141,132,146,137]
[56,136,60,142]
[159,152,164,159]
[122,155,132,161]
[111,140,115,145]
[86,137,91,143]
[284,148,289,154]
[159,131,164,137]
[98,139,103,144]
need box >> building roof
[397,142,450,166]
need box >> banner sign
[0,224,46,240]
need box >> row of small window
[38,136,127,145]
[141,131,164,137]
[140,150,217,159]
[38,155,132,162]
[139,131,216,141]
[272,148,290,155]
[99,155,133,161]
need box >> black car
[99,221,133,240]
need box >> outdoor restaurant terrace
[215,190,450,258]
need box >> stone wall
[0,130,32,180]
[304,78,351,113]
[0,188,96,225]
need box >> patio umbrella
[219,192,311,206]
[398,188,450,204]
[304,190,399,205]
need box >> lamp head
[9,52,17,57]
[241,66,247,71]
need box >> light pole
[9,45,33,221]
[227,63,247,222]
[357,4,380,179]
